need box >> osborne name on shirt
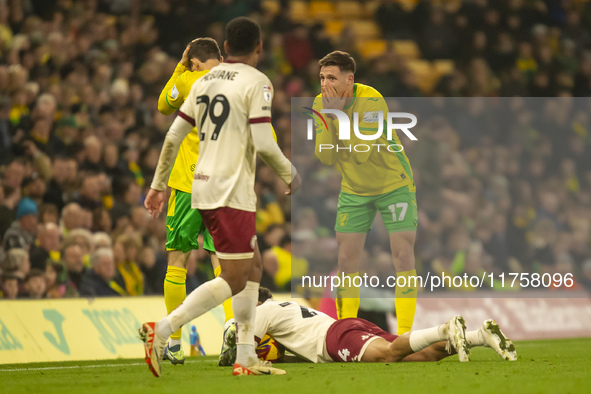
[202,70,238,81]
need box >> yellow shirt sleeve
[158,63,188,115]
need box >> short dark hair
[318,51,356,74]
[225,17,261,56]
[258,286,273,303]
[188,37,221,62]
[26,268,45,281]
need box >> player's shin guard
[232,281,259,366]
[335,272,360,319]
[214,265,234,322]
[395,269,417,335]
[164,266,187,341]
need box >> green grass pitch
[1,338,589,394]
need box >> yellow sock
[164,266,187,340]
[395,269,418,334]
[335,272,360,319]
[214,265,234,322]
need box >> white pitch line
[0,359,210,372]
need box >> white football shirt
[254,300,335,363]
[178,61,274,212]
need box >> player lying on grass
[220,287,517,364]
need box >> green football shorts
[335,186,418,234]
[166,189,215,253]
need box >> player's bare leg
[361,316,470,363]
[401,341,451,362]
[389,230,418,334]
[335,232,366,319]
[361,335,448,363]
[163,250,191,365]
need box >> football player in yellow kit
[151,38,227,365]
[312,51,418,335]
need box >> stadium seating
[309,1,336,21]
[392,40,421,60]
[357,39,387,59]
[350,20,382,41]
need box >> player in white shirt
[222,288,517,364]
[140,17,301,378]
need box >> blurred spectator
[256,167,286,234]
[43,157,73,211]
[113,234,143,296]
[62,242,86,294]
[3,197,37,251]
[25,268,46,299]
[0,183,21,237]
[138,245,166,295]
[91,232,112,251]
[65,228,93,267]
[59,202,83,235]
[0,272,19,299]
[76,174,103,211]
[1,248,30,293]
[38,203,59,224]
[29,221,60,270]
[80,248,125,297]
[419,6,458,60]
[262,234,308,292]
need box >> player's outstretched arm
[251,122,300,194]
[147,114,193,218]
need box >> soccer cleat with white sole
[480,319,517,361]
[139,322,167,377]
[164,343,185,365]
[445,315,470,362]
[219,319,237,366]
[232,359,286,375]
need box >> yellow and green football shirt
[313,83,415,196]
[159,64,209,193]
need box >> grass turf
[1,338,589,394]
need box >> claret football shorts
[325,318,398,362]
[199,207,256,260]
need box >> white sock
[409,325,446,352]
[169,338,181,347]
[233,281,259,366]
[466,330,484,347]
[157,277,232,337]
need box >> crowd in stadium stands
[1,0,591,300]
